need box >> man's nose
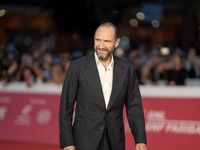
[99,41,105,49]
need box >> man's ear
[115,38,120,48]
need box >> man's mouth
[96,48,108,52]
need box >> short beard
[95,48,114,60]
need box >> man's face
[94,26,120,60]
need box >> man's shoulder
[114,55,134,68]
[71,52,93,65]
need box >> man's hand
[64,146,76,150]
[136,143,147,150]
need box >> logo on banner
[145,110,200,135]
[36,109,52,125]
[14,104,33,126]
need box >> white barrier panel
[1,81,200,96]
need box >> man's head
[94,22,120,60]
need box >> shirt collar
[94,51,114,67]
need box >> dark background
[0,0,200,55]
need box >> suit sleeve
[59,63,78,148]
[125,65,147,144]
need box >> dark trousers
[98,127,112,150]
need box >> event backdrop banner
[0,91,200,150]
[0,91,60,145]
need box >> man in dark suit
[59,22,147,150]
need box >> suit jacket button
[100,127,104,130]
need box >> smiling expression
[94,25,120,61]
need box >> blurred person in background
[137,45,148,66]
[147,49,163,84]
[31,61,45,84]
[167,51,187,85]
[140,63,157,85]
[18,66,35,87]
[49,64,65,85]
[59,52,71,73]
[6,59,19,82]
[32,48,43,64]
[128,50,142,83]
[19,53,33,69]
[0,40,20,83]
[59,22,146,150]
[15,53,33,83]
[185,48,198,78]
[149,48,171,85]
[0,65,8,82]
[62,59,71,73]
[1,52,20,85]
[42,53,54,82]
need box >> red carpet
[0,140,60,150]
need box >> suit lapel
[81,52,106,110]
[80,52,126,111]
[107,56,126,110]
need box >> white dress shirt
[95,52,114,109]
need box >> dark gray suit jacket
[59,52,146,150]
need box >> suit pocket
[73,121,86,129]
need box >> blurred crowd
[123,46,200,86]
[0,40,200,88]
[0,41,71,87]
